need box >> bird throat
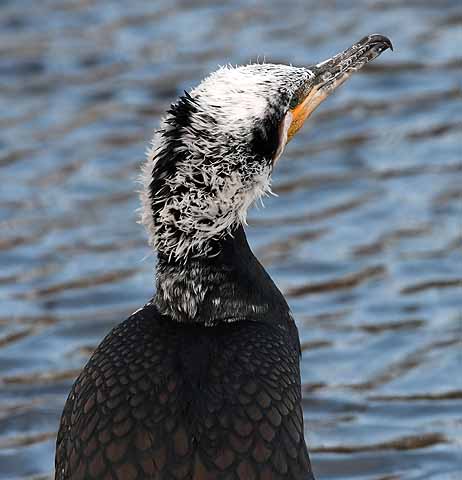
[154,226,290,325]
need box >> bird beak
[287,34,393,140]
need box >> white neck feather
[139,64,303,261]
[140,131,274,260]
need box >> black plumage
[55,36,392,479]
[56,228,314,479]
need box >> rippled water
[1,0,461,478]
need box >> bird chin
[273,110,293,165]
[287,84,328,141]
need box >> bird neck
[154,225,290,325]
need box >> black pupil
[289,95,299,109]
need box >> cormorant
[55,34,392,480]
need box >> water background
[1,0,461,478]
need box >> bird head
[141,34,392,261]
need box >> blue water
[0,0,461,478]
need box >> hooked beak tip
[287,34,392,141]
[365,34,393,52]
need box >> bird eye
[289,95,299,109]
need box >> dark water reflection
[1,0,461,478]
